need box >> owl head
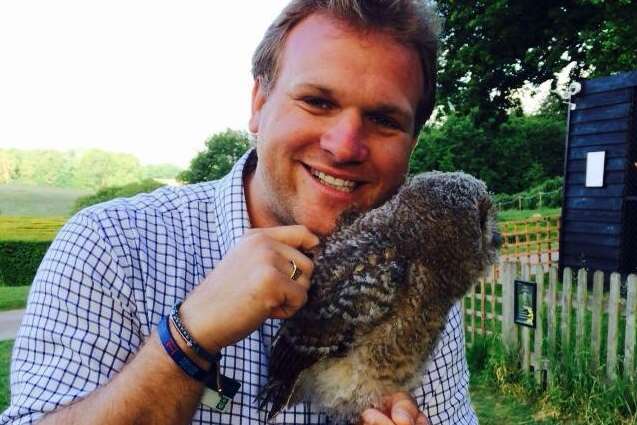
[391,171,500,284]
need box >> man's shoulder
[78,180,221,220]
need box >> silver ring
[289,260,302,281]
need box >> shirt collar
[212,148,255,259]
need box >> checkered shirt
[1,149,477,425]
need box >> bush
[0,241,51,286]
[71,179,164,214]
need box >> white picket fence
[464,262,637,382]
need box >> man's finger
[360,408,395,425]
[390,392,420,425]
[416,413,431,425]
[252,225,320,250]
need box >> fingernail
[396,410,414,425]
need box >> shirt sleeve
[0,213,144,425]
[413,302,478,425]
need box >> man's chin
[296,208,363,237]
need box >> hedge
[0,241,51,286]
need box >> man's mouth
[310,168,358,193]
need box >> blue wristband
[158,315,209,382]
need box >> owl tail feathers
[256,379,296,421]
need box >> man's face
[247,13,424,235]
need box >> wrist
[167,318,211,370]
[178,298,224,354]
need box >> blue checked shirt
[1,149,477,425]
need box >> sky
[0,1,555,169]
[0,1,289,167]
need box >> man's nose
[319,111,369,163]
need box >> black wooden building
[559,70,637,275]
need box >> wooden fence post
[625,274,637,381]
[561,268,573,352]
[491,264,497,332]
[591,271,604,370]
[522,263,531,373]
[480,277,486,335]
[470,283,476,343]
[547,267,558,352]
[534,264,545,384]
[502,262,516,349]
[606,273,621,381]
[575,268,588,355]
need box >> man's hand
[360,392,430,425]
[179,225,320,353]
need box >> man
[1,1,477,424]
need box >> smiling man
[1,1,476,425]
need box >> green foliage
[494,177,564,211]
[0,184,91,217]
[0,241,51,287]
[0,216,66,242]
[468,333,637,424]
[436,0,637,124]
[0,216,65,288]
[410,111,565,194]
[0,286,30,311]
[179,129,251,184]
[72,179,164,214]
[73,149,142,190]
[0,148,181,191]
[0,340,13,412]
[543,347,637,425]
[141,163,181,180]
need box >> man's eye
[302,97,334,110]
[369,113,401,130]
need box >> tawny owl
[259,171,500,422]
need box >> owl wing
[260,239,408,418]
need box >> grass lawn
[0,184,90,217]
[0,340,13,412]
[0,216,66,242]
[497,207,560,222]
[470,375,559,425]
[0,286,30,312]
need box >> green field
[0,340,12,411]
[0,286,30,312]
[0,216,66,242]
[0,216,66,241]
[497,207,561,222]
[0,184,91,217]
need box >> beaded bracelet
[169,302,221,364]
[157,315,209,382]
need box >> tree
[179,129,251,184]
[410,109,565,194]
[74,150,142,190]
[141,164,182,180]
[436,0,637,124]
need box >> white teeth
[311,169,357,192]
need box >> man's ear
[249,77,267,134]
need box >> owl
[259,171,500,422]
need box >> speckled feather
[259,171,499,422]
